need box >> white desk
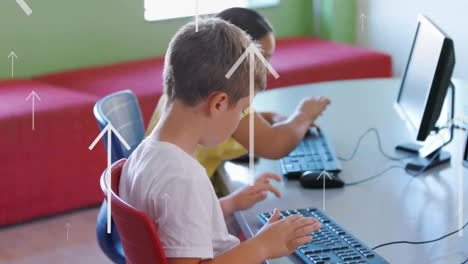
[219,78,468,264]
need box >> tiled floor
[0,207,112,264]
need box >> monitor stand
[396,143,451,172]
[396,81,455,173]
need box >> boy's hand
[234,173,282,211]
[254,209,322,259]
[296,96,331,126]
[220,173,282,216]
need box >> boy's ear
[206,91,229,116]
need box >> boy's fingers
[296,223,322,237]
[312,222,322,232]
[292,219,320,235]
[256,183,281,198]
[319,97,331,104]
[290,236,313,249]
[263,173,282,182]
[256,173,282,183]
[285,215,302,223]
[311,123,320,129]
[292,217,319,229]
[295,223,322,238]
[267,209,281,223]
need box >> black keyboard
[280,128,342,179]
[258,208,389,264]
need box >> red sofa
[0,36,392,226]
[0,80,104,225]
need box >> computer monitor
[395,15,456,171]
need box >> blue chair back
[93,90,146,264]
[94,90,145,162]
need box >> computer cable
[339,123,466,164]
[372,220,468,250]
[344,165,405,186]
[440,124,467,131]
[344,148,441,186]
[436,114,468,132]
[338,128,412,162]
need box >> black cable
[344,165,405,186]
[461,258,468,264]
[438,124,467,131]
[338,128,412,162]
[344,147,441,186]
[341,126,449,186]
[372,221,468,250]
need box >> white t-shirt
[119,137,240,259]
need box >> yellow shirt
[145,94,249,178]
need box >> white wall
[356,0,468,79]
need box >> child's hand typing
[254,209,322,259]
[296,96,331,126]
[220,173,281,216]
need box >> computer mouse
[299,171,345,189]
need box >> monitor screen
[397,16,446,134]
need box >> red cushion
[35,58,164,125]
[267,36,392,88]
[35,58,164,97]
[0,79,97,119]
[0,80,106,225]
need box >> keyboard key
[284,163,301,172]
[301,163,314,171]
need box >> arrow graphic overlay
[8,52,18,78]
[16,0,32,16]
[360,13,367,32]
[455,113,468,236]
[89,123,130,233]
[457,127,465,237]
[65,222,71,240]
[26,91,41,131]
[316,170,332,211]
[226,43,279,185]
